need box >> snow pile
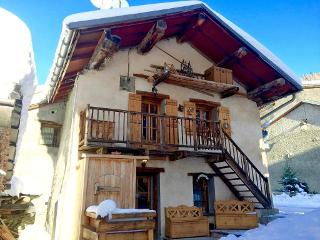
[19,225,50,240]
[86,199,155,219]
[97,199,117,219]
[274,193,320,210]
[0,8,37,99]
[222,208,320,240]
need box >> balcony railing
[79,105,222,152]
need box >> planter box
[204,66,233,85]
[83,211,156,240]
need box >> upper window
[40,123,61,147]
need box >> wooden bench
[165,205,209,239]
[83,211,156,240]
[214,200,258,229]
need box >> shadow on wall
[268,146,320,193]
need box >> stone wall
[266,103,320,193]
[0,127,10,191]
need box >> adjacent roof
[269,100,320,126]
[47,1,302,103]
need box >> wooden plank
[96,220,155,232]
[0,218,15,240]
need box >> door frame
[136,167,164,240]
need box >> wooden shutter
[128,93,142,143]
[164,99,178,145]
[218,106,231,136]
[184,101,196,135]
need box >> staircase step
[227,178,240,181]
[237,190,251,192]
[232,184,245,186]
[222,172,235,174]
[217,166,231,170]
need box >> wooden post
[88,29,121,70]
[177,13,206,43]
[137,20,167,54]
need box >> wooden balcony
[79,105,222,156]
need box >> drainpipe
[47,29,78,102]
[260,93,296,120]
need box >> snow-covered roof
[47,1,302,103]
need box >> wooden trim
[80,153,149,160]
[269,102,303,126]
[39,120,62,128]
[136,90,170,100]
[189,98,221,107]
[188,172,216,177]
[137,167,165,173]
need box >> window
[141,97,161,143]
[192,174,215,215]
[40,123,61,147]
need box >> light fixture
[141,159,148,167]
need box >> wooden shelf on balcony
[134,72,239,98]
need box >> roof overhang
[47,1,302,105]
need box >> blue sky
[1,0,319,84]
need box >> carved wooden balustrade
[79,105,222,152]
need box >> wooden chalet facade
[41,2,302,239]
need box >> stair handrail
[220,128,271,204]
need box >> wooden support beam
[217,47,248,67]
[221,86,239,98]
[88,29,121,70]
[248,78,286,100]
[177,13,206,43]
[137,20,167,54]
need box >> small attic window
[40,122,61,147]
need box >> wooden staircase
[208,130,272,209]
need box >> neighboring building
[13,2,302,239]
[261,74,320,193]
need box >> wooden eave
[51,7,301,104]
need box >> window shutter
[164,99,178,145]
[184,101,196,135]
[128,93,142,143]
[218,106,231,136]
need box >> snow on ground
[18,225,50,240]
[222,193,320,240]
[274,192,320,215]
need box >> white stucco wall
[148,157,234,235]
[75,38,266,174]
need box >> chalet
[16,1,302,239]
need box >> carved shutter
[128,93,142,143]
[164,99,178,145]
[184,101,196,135]
[218,106,231,136]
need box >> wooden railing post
[159,115,164,151]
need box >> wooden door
[85,156,136,209]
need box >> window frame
[191,173,215,216]
[40,122,61,147]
